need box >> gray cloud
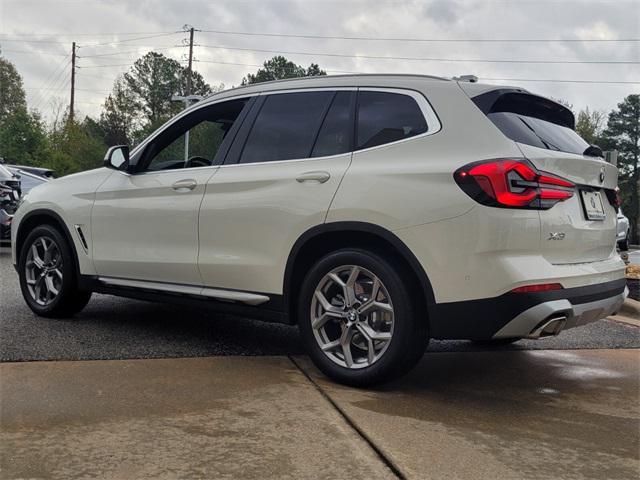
[424,0,461,25]
[1,0,638,121]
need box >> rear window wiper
[518,116,561,151]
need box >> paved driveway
[2,351,638,479]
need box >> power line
[482,77,640,84]
[194,44,640,65]
[77,63,136,69]
[31,55,72,111]
[194,59,640,84]
[0,31,177,38]
[194,59,359,74]
[1,49,68,56]
[197,28,640,43]
[77,46,179,58]
[77,32,181,48]
[0,39,70,44]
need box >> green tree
[601,95,640,243]
[575,107,606,145]
[46,113,107,175]
[122,52,211,135]
[0,56,27,122]
[241,56,326,85]
[99,77,139,147]
[0,107,49,166]
[0,56,49,166]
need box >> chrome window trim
[126,86,441,172]
[220,86,440,168]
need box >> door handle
[296,171,331,184]
[171,179,197,191]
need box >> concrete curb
[609,298,640,327]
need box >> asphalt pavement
[2,246,639,362]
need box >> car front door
[198,89,356,296]
[91,97,252,285]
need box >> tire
[298,248,428,387]
[18,224,91,318]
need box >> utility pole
[186,27,194,96]
[171,95,203,161]
[70,41,76,122]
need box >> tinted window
[487,112,588,155]
[473,91,589,155]
[311,91,354,158]
[356,91,428,150]
[240,92,333,163]
[144,98,248,172]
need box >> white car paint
[12,74,627,331]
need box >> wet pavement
[0,357,394,480]
[1,351,638,479]
[296,349,640,480]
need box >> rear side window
[356,91,428,150]
[240,92,333,163]
[473,91,589,156]
[311,91,354,158]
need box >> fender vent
[74,225,89,253]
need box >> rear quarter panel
[326,80,523,230]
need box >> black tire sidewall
[18,224,80,316]
[298,248,427,386]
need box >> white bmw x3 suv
[12,75,628,386]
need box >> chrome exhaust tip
[527,315,567,339]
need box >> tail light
[454,159,575,210]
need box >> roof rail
[453,75,478,83]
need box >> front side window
[143,98,249,172]
[240,91,334,164]
[356,91,428,150]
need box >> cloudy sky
[1,0,638,121]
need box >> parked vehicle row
[10,75,628,385]
[0,164,50,241]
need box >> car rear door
[198,89,355,295]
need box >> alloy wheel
[310,265,394,369]
[25,236,63,306]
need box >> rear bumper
[429,278,628,340]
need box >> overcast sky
[1,0,638,121]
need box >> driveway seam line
[287,355,406,480]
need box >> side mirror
[104,145,130,171]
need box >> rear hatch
[470,89,618,264]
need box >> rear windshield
[473,91,589,156]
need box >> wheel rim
[25,236,63,306]
[310,265,394,369]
